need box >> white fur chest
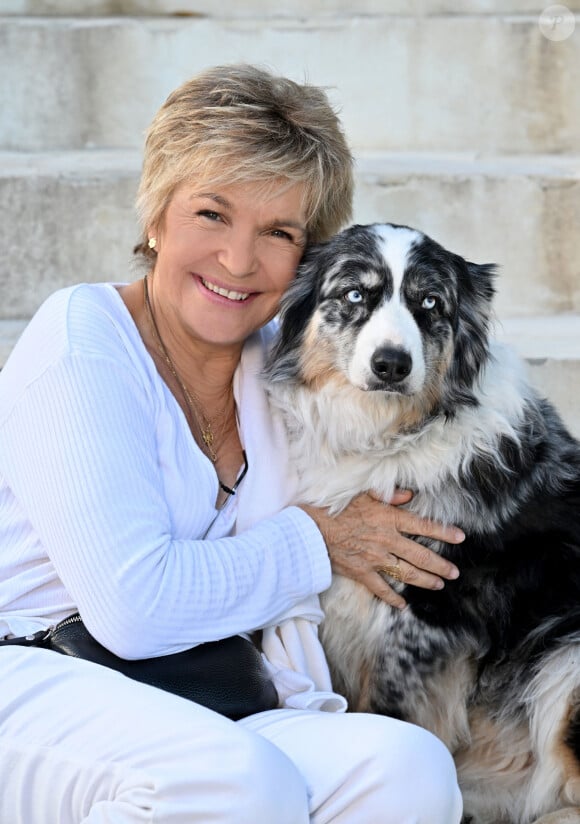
[267,343,531,531]
[270,380,461,514]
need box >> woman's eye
[345,289,364,304]
[270,229,293,241]
[422,295,438,310]
[198,210,222,222]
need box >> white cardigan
[0,283,346,712]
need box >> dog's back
[265,222,580,824]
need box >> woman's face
[150,179,308,349]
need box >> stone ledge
[496,314,580,361]
[0,150,141,319]
[0,149,142,177]
[2,149,579,319]
[356,151,580,180]
[3,2,579,16]
[0,320,27,368]
[497,315,580,439]
[1,15,578,154]
[354,151,580,317]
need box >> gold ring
[378,557,403,583]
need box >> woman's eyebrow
[187,192,307,234]
[188,192,232,208]
[269,218,307,232]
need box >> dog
[264,222,580,824]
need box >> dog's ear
[264,242,327,383]
[442,258,497,413]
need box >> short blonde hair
[135,64,353,261]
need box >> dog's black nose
[371,347,412,383]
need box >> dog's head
[266,222,496,418]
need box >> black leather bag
[1,614,278,720]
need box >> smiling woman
[0,64,463,824]
[119,178,310,496]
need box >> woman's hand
[300,490,463,610]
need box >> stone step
[3,1,580,16]
[496,314,580,438]
[1,150,140,321]
[354,151,580,318]
[0,320,27,369]
[2,149,578,321]
[1,13,578,153]
[2,314,578,437]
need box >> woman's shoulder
[11,282,137,361]
[0,283,146,400]
[48,281,133,343]
[30,281,124,314]
[62,282,142,356]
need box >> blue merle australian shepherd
[264,223,580,824]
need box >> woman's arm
[1,347,330,657]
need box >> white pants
[0,647,463,823]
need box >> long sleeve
[0,285,331,656]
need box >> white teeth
[201,278,250,301]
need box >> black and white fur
[264,223,580,824]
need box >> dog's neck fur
[268,340,533,531]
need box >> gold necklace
[143,275,229,463]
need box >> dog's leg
[531,810,580,824]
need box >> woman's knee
[153,722,309,824]
[217,729,309,824]
[363,716,463,823]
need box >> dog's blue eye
[346,289,364,304]
[422,295,438,310]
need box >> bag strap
[0,627,53,647]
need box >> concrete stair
[1,2,579,435]
[2,14,579,153]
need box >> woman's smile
[197,274,254,303]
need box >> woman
[0,64,464,822]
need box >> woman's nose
[217,230,257,278]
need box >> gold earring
[148,237,157,250]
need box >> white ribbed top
[0,284,330,656]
